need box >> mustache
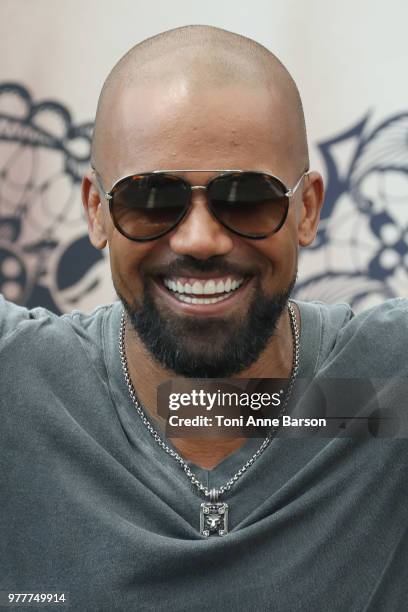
[145,255,259,278]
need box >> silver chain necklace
[119,301,300,537]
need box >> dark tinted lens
[207,172,288,236]
[111,174,189,239]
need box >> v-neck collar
[103,299,321,484]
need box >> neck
[123,303,299,469]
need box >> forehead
[101,80,294,182]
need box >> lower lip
[153,278,253,316]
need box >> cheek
[107,234,152,300]
[252,224,299,290]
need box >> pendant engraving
[200,502,229,536]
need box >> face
[84,79,322,376]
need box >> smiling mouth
[162,275,246,304]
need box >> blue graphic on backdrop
[0,82,108,313]
[295,112,408,308]
[0,82,407,312]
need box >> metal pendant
[200,489,228,537]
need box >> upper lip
[162,274,246,281]
[158,271,249,280]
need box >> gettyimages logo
[157,378,408,439]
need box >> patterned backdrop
[1,1,408,313]
[0,82,113,313]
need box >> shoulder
[0,297,123,404]
[334,297,408,342]
[322,298,408,376]
[295,300,354,375]
[296,300,353,337]
[295,298,408,376]
[0,294,118,349]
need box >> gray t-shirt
[0,296,407,611]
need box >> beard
[118,272,296,378]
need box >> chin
[117,274,296,378]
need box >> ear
[297,171,324,247]
[82,170,108,249]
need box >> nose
[168,187,234,259]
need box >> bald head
[92,25,309,180]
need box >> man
[1,25,407,611]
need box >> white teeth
[203,280,216,295]
[164,276,245,298]
[176,294,232,304]
[192,281,203,295]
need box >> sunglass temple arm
[91,168,112,200]
[286,171,309,197]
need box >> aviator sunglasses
[93,168,309,242]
